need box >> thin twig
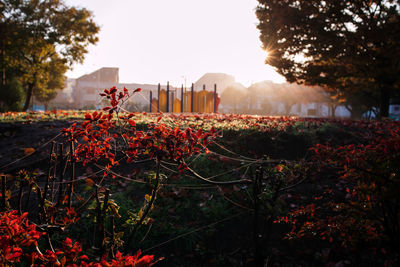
[1,175,6,211]
[0,132,62,171]
[125,160,161,253]
[184,161,252,185]
[68,141,75,209]
[142,211,249,253]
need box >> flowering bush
[63,87,216,171]
[0,210,159,266]
[2,86,400,265]
[274,121,400,264]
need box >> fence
[149,83,220,113]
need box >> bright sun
[234,68,285,87]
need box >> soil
[0,120,77,173]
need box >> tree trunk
[285,103,294,116]
[379,87,390,119]
[329,105,337,118]
[22,83,34,111]
[346,103,366,120]
[332,105,337,118]
[350,106,364,120]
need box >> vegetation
[0,87,399,266]
[0,0,99,111]
[256,0,400,118]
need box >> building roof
[194,73,236,93]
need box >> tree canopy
[0,0,99,111]
[256,0,400,118]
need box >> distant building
[73,67,119,109]
[70,67,174,110]
[194,73,237,93]
[389,96,400,120]
[47,68,393,119]
[48,78,75,109]
[218,80,352,117]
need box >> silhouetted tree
[256,0,400,118]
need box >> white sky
[64,0,285,87]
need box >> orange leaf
[24,147,35,155]
[60,256,66,266]
[85,178,95,186]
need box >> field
[1,89,399,266]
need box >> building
[48,78,75,109]
[48,68,398,119]
[73,67,119,109]
[70,67,173,111]
[194,73,236,93]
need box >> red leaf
[79,255,89,261]
[64,237,73,247]
[84,114,92,120]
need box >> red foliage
[62,87,217,172]
[275,121,400,261]
[0,210,159,266]
[0,210,44,264]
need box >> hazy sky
[64,0,285,87]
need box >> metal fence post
[157,83,160,112]
[191,83,194,113]
[149,91,152,113]
[166,82,169,113]
[214,84,217,113]
[181,85,184,113]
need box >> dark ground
[0,120,77,172]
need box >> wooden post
[57,143,64,207]
[68,141,75,209]
[214,84,217,113]
[1,175,6,211]
[166,82,170,112]
[17,177,23,214]
[191,83,194,113]
[203,84,206,112]
[181,84,184,113]
[157,83,160,112]
[253,167,263,266]
[149,91,152,113]
[42,142,55,220]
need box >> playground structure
[149,83,220,113]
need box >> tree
[0,0,99,111]
[273,84,301,115]
[33,54,68,110]
[256,0,400,118]
[0,75,24,111]
[220,85,246,113]
[247,82,274,115]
